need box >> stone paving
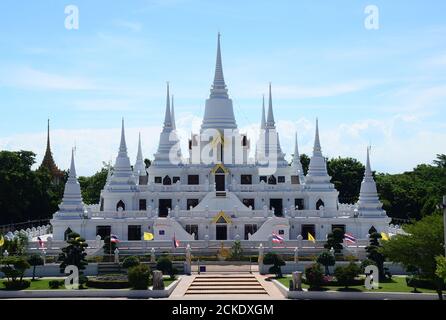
[170,271,286,300]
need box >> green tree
[59,232,88,276]
[433,154,446,168]
[144,158,152,168]
[27,254,44,280]
[229,240,243,260]
[435,256,446,282]
[380,214,445,300]
[103,235,117,256]
[327,157,365,203]
[0,151,65,225]
[365,227,386,281]
[324,228,344,254]
[300,154,310,175]
[334,262,361,288]
[263,253,286,278]
[376,160,445,221]
[317,251,336,275]
[0,256,31,284]
[78,166,108,205]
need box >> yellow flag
[144,232,154,241]
[308,233,316,243]
[381,232,389,241]
[0,235,4,247]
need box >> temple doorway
[216,224,227,240]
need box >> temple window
[316,199,325,210]
[154,176,162,184]
[116,200,125,211]
[278,176,285,183]
[163,175,172,185]
[188,175,199,185]
[241,175,252,185]
[268,175,277,185]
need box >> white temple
[51,35,390,242]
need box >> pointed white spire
[201,33,237,130]
[171,95,176,130]
[163,82,172,128]
[313,118,322,156]
[57,148,85,217]
[307,118,332,186]
[119,118,127,154]
[260,95,266,130]
[358,147,384,216]
[111,118,134,183]
[134,133,146,176]
[266,83,275,128]
[210,33,228,99]
[68,148,77,180]
[292,132,305,182]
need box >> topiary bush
[128,264,150,290]
[360,259,377,273]
[304,263,324,290]
[334,262,361,288]
[156,256,177,279]
[87,274,129,289]
[3,280,31,290]
[317,251,336,275]
[48,280,64,289]
[263,253,286,278]
[122,256,140,269]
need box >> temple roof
[39,119,64,179]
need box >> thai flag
[110,234,120,243]
[37,236,44,248]
[272,232,284,244]
[173,233,180,248]
[344,233,356,244]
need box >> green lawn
[0,277,176,291]
[276,276,437,294]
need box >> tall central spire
[266,83,275,128]
[163,82,172,128]
[210,33,229,99]
[201,33,237,130]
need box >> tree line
[0,150,445,225]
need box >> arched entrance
[211,164,229,192]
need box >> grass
[276,276,438,294]
[0,277,176,291]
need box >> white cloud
[0,113,443,176]
[0,66,97,91]
[113,20,143,32]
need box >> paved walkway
[170,272,285,300]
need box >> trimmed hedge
[87,274,130,289]
[406,277,446,290]
[3,280,31,290]
[49,280,64,289]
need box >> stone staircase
[185,274,268,296]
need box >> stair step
[185,290,267,295]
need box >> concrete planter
[271,279,441,300]
[0,278,180,299]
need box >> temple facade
[51,35,391,242]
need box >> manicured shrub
[87,274,129,289]
[3,280,30,290]
[27,254,44,280]
[360,259,377,273]
[263,253,286,278]
[0,256,31,283]
[156,256,177,278]
[48,280,64,289]
[334,262,361,288]
[304,263,325,289]
[317,251,336,275]
[122,256,140,269]
[128,264,150,290]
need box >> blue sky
[0,0,445,175]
